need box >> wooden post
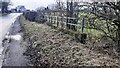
[73,18,77,31]
[66,1,70,29]
[117,25,120,54]
[51,16,52,25]
[81,17,85,33]
[56,16,59,27]
[80,17,87,44]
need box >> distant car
[16,5,26,13]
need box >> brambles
[20,15,120,67]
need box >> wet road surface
[0,13,22,67]
[2,17,27,66]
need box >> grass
[77,12,104,38]
[79,28,103,37]
[20,15,120,67]
[20,15,38,32]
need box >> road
[0,13,22,67]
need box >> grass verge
[20,15,120,67]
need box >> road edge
[0,15,21,67]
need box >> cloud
[11,0,55,10]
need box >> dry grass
[20,15,120,67]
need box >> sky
[9,0,119,10]
[9,0,56,10]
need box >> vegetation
[0,1,10,13]
[21,0,120,66]
[20,15,120,67]
[87,2,120,44]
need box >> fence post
[56,16,59,27]
[80,17,87,44]
[73,18,77,31]
[81,17,84,33]
[49,16,50,23]
[50,16,52,25]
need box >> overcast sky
[9,0,119,10]
[10,0,56,10]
